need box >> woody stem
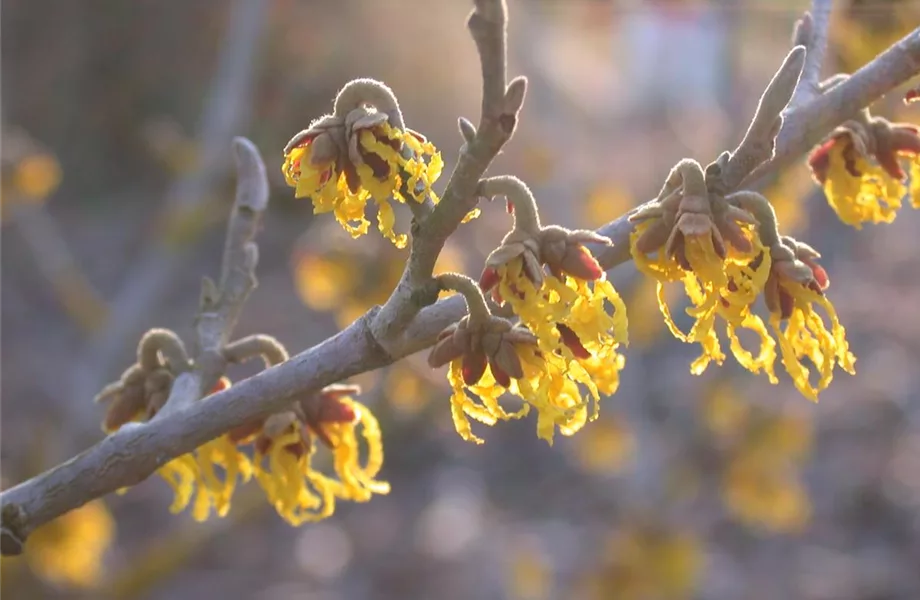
[437,273,492,327]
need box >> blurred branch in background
[73,0,268,407]
[2,127,108,334]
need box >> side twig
[73,0,267,405]
[368,0,526,350]
[0,138,268,554]
[789,0,833,108]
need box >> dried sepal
[428,313,537,388]
[538,225,609,281]
[432,272,538,388]
[481,230,544,292]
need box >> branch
[789,1,833,108]
[743,25,920,186]
[591,25,920,271]
[73,0,267,406]
[0,138,267,554]
[3,7,919,558]
[10,203,108,333]
[157,137,267,418]
[368,0,526,350]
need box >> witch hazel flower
[282,78,443,247]
[808,105,920,227]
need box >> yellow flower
[23,500,114,589]
[808,118,920,228]
[240,385,389,524]
[446,359,530,445]
[319,396,391,502]
[493,258,629,443]
[250,419,336,525]
[633,221,775,378]
[282,110,442,248]
[763,244,855,401]
[768,279,855,402]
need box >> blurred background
[2,0,920,598]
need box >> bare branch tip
[232,137,269,213]
[472,0,507,23]
[792,12,814,47]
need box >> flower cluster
[228,384,389,525]
[629,160,855,401]
[808,110,920,227]
[282,78,443,248]
[429,177,628,445]
[95,333,252,521]
[96,331,387,524]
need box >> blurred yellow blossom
[588,525,704,600]
[293,253,358,312]
[384,362,432,416]
[25,499,114,589]
[13,153,62,201]
[581,181,633,228]
[723,451,811,534]
[701,382,750,440]
[571,416,635,474]
[506,536,553,600]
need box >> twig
[0,138,267,554]
[743,25,920,187]
[3,5,920,557]
[591,25,920,271]
[10,203,108,333]
[156,137,267,418]
[789,1,833,108]
[368,0,526,351]
[73,0,267,405]
[716,46,805,194]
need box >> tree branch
[789,1,833,108]
[591,25,920,271]
[368,0,525,350]
[3,7,920,558]
[157,137,268,418]
[73,0,267,407]
[743,25,920,187]
[0,138,267,554]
